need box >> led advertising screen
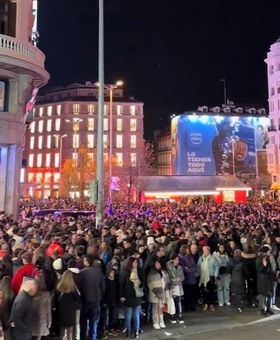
[171,115,270,184]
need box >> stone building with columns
[0,0,49,216]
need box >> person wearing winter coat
[241,245,257,307]
[79,255,105,340]
[119,256,143,338]
[230,249,245,312]
[55,270,81,340]
[147,260,166,330]
[0,276,14,339]
[32,274,52,340]
[256,246,274,316]
[167,255,184,324]
[11,252,40,295]
[10,279,38,340]
[198,246,219,312]
[213,244,231,307]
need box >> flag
[108,202,114,216]
[110,176,120,192]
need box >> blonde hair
[57,270,75,294]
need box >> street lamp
[95,80,124,208]
[65,118,83,197]
[53,134,67,175]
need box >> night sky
[38,0,280,138]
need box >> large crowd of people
[0,198,279,340]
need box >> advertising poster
[172,115,270,184]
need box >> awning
[271,183,280,190]
[139,175,251,196]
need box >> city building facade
[0,0,49,216]
[265,37,280,185]
[154,129,171,175]
[22,83,144,198]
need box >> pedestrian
[79,254,105,340]
[167,255,184,324]
[198,246,219,312]
[213,244,231,307]
[147,260,166,330]
[119,256,143,338]
[10,279,38,340]
[230,249,245,312]
[32,273,52,340]
[56,270,80,340]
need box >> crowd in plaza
[0,198,279,340]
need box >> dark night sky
[38,0,280,138]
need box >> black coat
[79,266,105,303]
[10,291,34,340]
[230,258,245,295]
[55,290,80,328]
[256,256,273,296]
[119,269,143,308]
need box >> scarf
[130,268,140,289]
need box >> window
[39,107,44,117]
[37,153,42,167]
[47,135,52,149]
[38,120,43,133]
[104,118,108,131]
[268,153,274,164]
[88,153,94,161]
[103,153,108,162]
[47,119,52,132]
[20,168,25,183]
[36,173,43,183]
[277,83,280,94]
[45,172,52,183]
[87,134,94,148]
[28,173,34,183]
[130,119,137,131]
[130,135,136,148]
[54,173,60,182]
[38,135,43,149]
[73,104,80,115]
[47,106,52,116]
[30,136,35,149]
[116,135,123,148]
[103,134,108,148]
[131,153,137,166]
[55,118,61,131]
[54,153,60,168]
[271,136,276,144]
[45,153,51,167]
[117,105,123,115]
[116,118,122,131]
[0,81,7,111]
[130,105,136,115]
[273,175,278,182]
[104,105,109,115]
[29,154,34,167]
[56,104,62,115]
[73,134,79,148]
[88,118,94,131]
[116,153,123,167]
[271,87,275,96]
[30,121,35,133]
[269,65,274,75]
[88,104,95,114]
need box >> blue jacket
[198,255,219,278]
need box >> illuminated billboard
[171,114,270,183]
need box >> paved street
[135,307,280,340]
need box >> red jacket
[46,242,64,258]
[11,263,40,294]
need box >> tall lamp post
[95,80,123,208]
[65,118,83,197]
[96,0,105,228]
[53,134,67,176]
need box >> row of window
[29,153,60,168]
[30,134,137,150]
[269,64,280,75]
[29,118,137,133]
[36,104,139,117]
[28,152,137,168]
[28,172,60,184]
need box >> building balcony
[0,34,49,86]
